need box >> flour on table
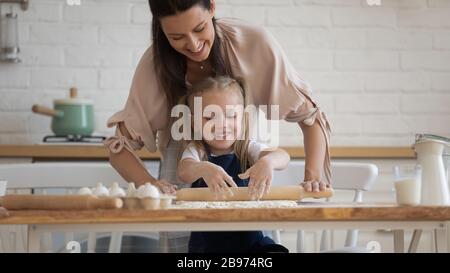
[172,200,299,209]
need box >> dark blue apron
[188,152,288,253]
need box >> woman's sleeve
[226,22,332,183]
[104,47,162,157]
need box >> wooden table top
[1,203,449,225]
[0,145,416,159]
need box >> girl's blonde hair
[179,76,250,172]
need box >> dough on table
[172,200,299,209]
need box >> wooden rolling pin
[0,195,123,210]
[0,207,9,218]
[176,185,333,201]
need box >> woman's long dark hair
[148,0,231,110]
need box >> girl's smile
[198,88,244,155]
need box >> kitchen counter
[0,144,161,160]
[0,145,415,160]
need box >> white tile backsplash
[0,0,449,144]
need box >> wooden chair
[272,161,378,252]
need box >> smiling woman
[150,0,229,109]
[104,0,332,253]
[162,8,212,61]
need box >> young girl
[177,76,291,253]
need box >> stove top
[42,135,106,144]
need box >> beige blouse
[104,18,332,183]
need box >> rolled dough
[172,200,299,209]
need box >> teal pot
[32,88,95,136]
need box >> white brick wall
[0,0,449,145]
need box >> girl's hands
[238,157,273,200]
[201,162,238,199]
[153,179,178,195]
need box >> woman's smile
[188,41,207,59]
[160,5,215,63]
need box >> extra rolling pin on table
[0,195,123,210]
[0,206,8,217]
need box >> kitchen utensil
[0,12,20,63]
[414,134,450,205]
[42,135,105,143]
[32,87,95,136]
[0,195,123,210]
[176,185,333,201]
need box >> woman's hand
[238,157,273,200]
[300,180,331,193]
[201,162,238,199]
[153,179,178,195]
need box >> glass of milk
[393,165,422,206]
[0,181,7,196]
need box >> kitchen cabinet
[0,145,162,182]
[0,144,160,161]
[0,145,415,161]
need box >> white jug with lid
[413,134,450,205]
